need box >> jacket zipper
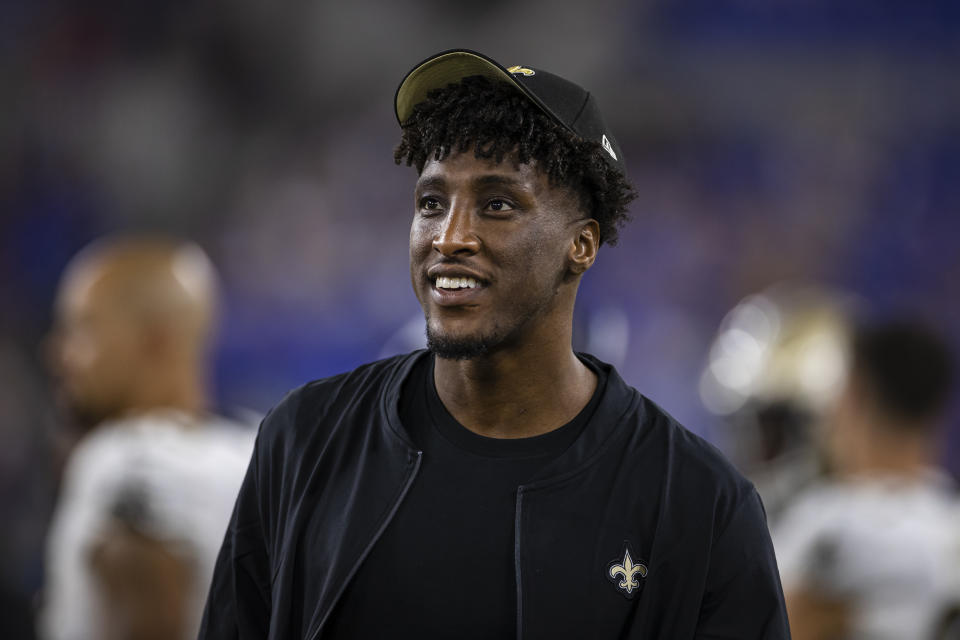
[514,486,525,640]
[307,450,423,640]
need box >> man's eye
[420,197,442,211]
[487,199,513,212]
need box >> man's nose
[432,202,480,257]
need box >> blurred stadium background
[1,0,958,634]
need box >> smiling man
[200,49,790,639]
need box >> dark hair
[852,319,955,425]
[394,75,635,246]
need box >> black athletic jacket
[200,352,790,639]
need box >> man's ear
[568,219,600,276]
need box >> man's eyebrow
[472,174,526,189]
[415,174,528,193]
[415,176,446,193]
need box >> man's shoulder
[257,350,423,445]
[624,393,758,518]
[642,395,751,485]
[73,411,254,466]
[61,413,177,492]
[780,473,960,535]
[301,350,422,398]
[580,355,755,506]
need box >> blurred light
[796,331,847,405]
[700,366,748,415]
[729,295,781,348]
[699,287,853,416]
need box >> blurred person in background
[773,319,960,640]
[700,285,855,523]
[40,236,255,640]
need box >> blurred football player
[700,284,855,521]
[773,319,960,640]
[41,236,254,640]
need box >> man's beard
[423,306,536,361]
[420,277,563,361]
[426,327,492,360]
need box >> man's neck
[122,365,209,425]
[841,420,935,480]
[432,342,597,439]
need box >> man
[42,237,255,640]
[699,285,853,523]
[201,49,789,639]
[774,320,960,640]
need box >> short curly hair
[394,75,635,246]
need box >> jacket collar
[379,350,643,483]
[380,350,427,451]
[525,353,642,487]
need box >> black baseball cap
[395,49,626,174]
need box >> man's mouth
[434,276,481,290]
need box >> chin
[59,391,118,432]
[425,326,494,360]
[65,403,111,433]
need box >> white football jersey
[773,472,960,640]
[40,410,256,640]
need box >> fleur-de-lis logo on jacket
[607,545,648,599]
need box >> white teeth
[435,276,480,290]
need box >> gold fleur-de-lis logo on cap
[607,544,648,599]
[507,65,535,76]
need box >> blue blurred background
[2,0,958,634]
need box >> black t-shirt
[324,354,606,638]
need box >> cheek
[409,217,435,260]
[409,220,426,268]
[80,327,137,378]
[59,331,98,376]
[409,219,436,304]
[508,230,569,287]
[57,331,118,402]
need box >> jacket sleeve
[694,489,792,639]
[198,432,271,639]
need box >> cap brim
[395,49,522,125]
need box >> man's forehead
[56,260,106,315]
[416,151,545,189]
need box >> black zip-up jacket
[200,352,790,639]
